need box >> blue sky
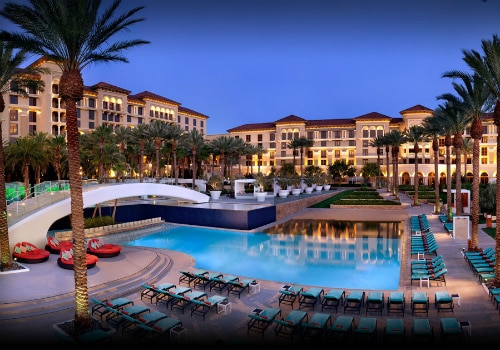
[2,0,500,134]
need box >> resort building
[2,57,497,186]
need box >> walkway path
[0,190,498,344]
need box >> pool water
[124,220,403,290]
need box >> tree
[405,125,428,206]
[0,0,149,331]
[369,136,384,188]
[384,130,407,199]
[328,160,356,184]
[147,120,168,182]
[295,136,314,176]
[0,42,47,271]
[422,115,445,214]
[460,34,500,286]
[130,124,149,183]
[182,128,205,188]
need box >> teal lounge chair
[384,318,406,342]
[434,291,454,313]
[193,271,223,290]
[227,277,256,299]
[412,318,433,342]
[343,290,365,314]
[90,297,134,320]
[247,307,281,335]
[440,317,464,342]
[190,294,227,321]
[298,287,324,310]
[387,291,405,316]
[122,310,169,336]
[326,315,354,341]
[274,309,308,340]
[411,292,429,316]
[278,285,303,308]
[321,289,345,313]
[136,316,183,341]
[365,291,384,315]
[301,312,332,342]
[179,269,207,287]
[170,290,206,314]
[156,285,191,307]
[354,317,377,341]
[140,282,175,304]
[209,274,238,292]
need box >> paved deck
[1,189,499,344]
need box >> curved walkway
[0,191,499,344]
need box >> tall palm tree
[0,0,149,330]
[422,115,445,215]
[441,72,494,251]
[254,145,268,175]
[459,137,473,181]
[295,136,314,177]
[48,135,67,181]
[165,123,184,184]
[130,124,149,183]
[5,135,40,198]
[182,128,205,188]
[93,125,113,183]
[113,125,131,181]
[384,130,407,199]
[405,125,427,206]
[287,138,300,174]
[147,120,168,182]
[437,92,474,217]
[460,34,500,286]
[0,42,47,271]
[369,136,384,189]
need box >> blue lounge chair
[274,309,308,340]
[365,291,384,315]
[354,317,378,341]
[411,292,429,316]
[343,290,365,314]
[387,291,405,316]
[384,318,406,342]
[170,290,206,314]
[247,307,281,335]
[321,289,345,313]
[190,294,227,320]
[209,274,238,292]
[90,297,134,320]
[434,291,454,313]
[227,277,256,299]
[278,285,303,308]
[326,315,354,341]
[193,271,223,290]
[298,287,324,310]
[136,316,183,341]
[412,318,434,342]
[440,317,464,342]
[301,312,332,342]
[179,269,208,287]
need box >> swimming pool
[123,220,403,290]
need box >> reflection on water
[123,220,403,290]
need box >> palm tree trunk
[0,117,12,270]
[433,137,441,214]
[493,101,500,288]
[414,143,419,206]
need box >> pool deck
[1,189,499,344]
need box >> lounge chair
[354,317,377,342]
[45,236,72,254]
[193,271,223,290]
[86,238,122,258]
[298,287,324,310]
[121,310,169,336]
[227,277,256,299]
[170,290,206,314]
[273,309,308,340]
[384,318,406,343]
[155,285,191,307]
[12,241,50,264]
[179,269,208,287]
[343,290,365,314]
[90,297,134,320]
[57,247,98,270]
[326,315,354,342]
[387,291,405,316]
[209,274,238,292]
[411,292,429,316]
[434,291,454,313]
[105,304,150,328]
[440,317,464,342]
[140,282,175,304]
[411,267,447,288]
[300,312,332,342]
[321,289,345,313]
[247,307,282,335]
[190,294,227,320]
[278,285,303,309]
[412,318,434,342]
[136,316,183,342]
[365,291,384,315]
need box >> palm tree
[295,136,314,176]
[182,128,205,188]
[405,125,427,206]
[459,137,473,181]
[287,138,300,174]
[113,125,131,181]
[165,123,184,184]
[441,72,493,251]
[422,115,445,215]
[48,135,67,181]
[130,124,149,183]
[0,42,47,271]
[437,92,474,217]
[147,120,168,182]
[384,130,407,199]
[254,145,268,175]
[460,34,500,286]
[5,136,39,198]
[93,125,113,183]
[369,136,384,188]
[0,0,149,331]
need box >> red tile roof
[129,91,181,106]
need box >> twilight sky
[2,0,500,134]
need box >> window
[9,95,18,104]
[281,131,286,140]
[185,117,189,125]
[334,140,340,147]
[246,135,251,142]
[29,97,37,106]
[89,110,95,120]
[482,126,488,135]
[334,131,341,138]
[349,150,355,157]
[321,159,327,165]
[321,141,326,147]
[258,134,263,142]
[321,150,326,158]
[481,158,488,164]
[307,131,314,139]
[362,149,368,156]
[281,142,287,149]
[9,123,18,135]
[127,115,132,123]
[109,102,114,110]
[257,143,262,148]
[185,126,189,131]
[102,101,108,109]
[362,140,369,147]
[200,120,204,128]
[307,150,313,158]
[335,150,340,157]
[481,147,487,156]
[320,131,327,139]
[9,110,18,121]
[28,86,37,94]
[116,103,121,112]
[138,106,143,115]
[52,84,59,94]
[28,111,37,122]
[363,129,369,138]
[349,140,355,146]
[269,142,276,148]
[193,119,197,126]
[102,112,107,121]
[28,125,36,134]
[281,151,286,157]
[482,136,488,143]
[89,121,95,129]
[270,133,275,141]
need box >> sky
[2,0,500,135]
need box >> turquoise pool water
[124,220,403,290]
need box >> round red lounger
[45,236,72,254]
[12,242,50,264]
[87,238,122,258]
[57,247,99,270]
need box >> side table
[249,282,261,294]
[217,300,232,315]
[170,325,188,343]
